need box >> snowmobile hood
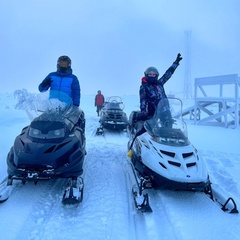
[137,133,209,183]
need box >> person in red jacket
[95,90,105,116]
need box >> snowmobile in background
[127,98,238,214]
[96,96,129,135]
[0,91,86,204]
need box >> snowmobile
[96,96,129,135]
[127,98,238,213]
[0,91,86,204]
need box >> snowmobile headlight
[48,128,65,138]
[29,127,41,138]
[29,127,65,139]
[32,129,40,135]
[53,129,61,136]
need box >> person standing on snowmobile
[95,90,105,116]
[38,55,81,107]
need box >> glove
[174,53,182,65]
[136,111,147,121]
[41,77,52,87]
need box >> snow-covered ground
[0,92,240,240]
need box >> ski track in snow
[18,179,69,240]
[0,179,66,240]
[84,117,138,240]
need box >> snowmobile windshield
[144,98,190,146]
[36,90,74,121]
[103,96,125,110]
[14,89,74,121]
[27,91,79,141]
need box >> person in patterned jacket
[136,53,182,121]
[128,53,183,155]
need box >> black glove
[135,111,147,121]
[174,53,182,65]
[41,77,52,87]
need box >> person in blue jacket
[39,55,85,133]
[38,55,80,107]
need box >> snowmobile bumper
[141,163,210,192]
[152,177,211,192]
[101,121,128,130]
[7,149,84,182]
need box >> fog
[1,0,239,97]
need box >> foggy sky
[1,0,239,98]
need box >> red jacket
[95,94,104,106]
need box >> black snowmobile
[96,96,129,135]
[0,91,86,204]
[127,98,238,213]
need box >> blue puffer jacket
[139,62,179,120]
[38,69,80,107]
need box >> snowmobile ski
[0,177,20,203]
[128,161,152,212]
[204,183,238,214]
[132,184,152,213]
[96,127,104,135]
[62,177,84,205]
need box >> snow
[0,92,240,240]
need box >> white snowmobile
[127,98,238,213]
